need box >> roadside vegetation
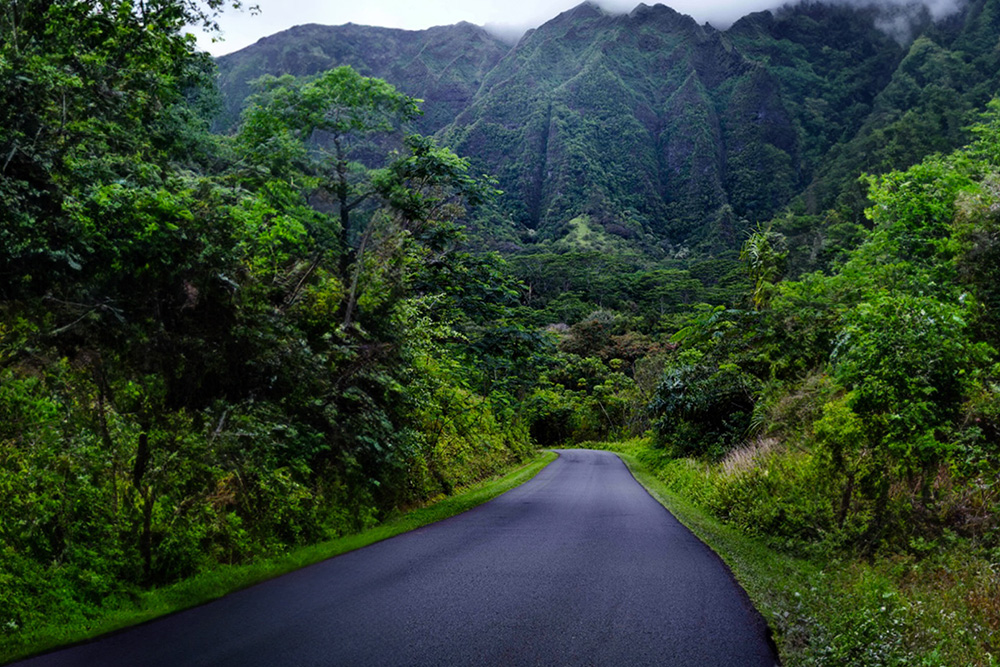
[3,1,1000,665]
[547,109,1000,664]
[589,439,998,666]
[0,451,555,664]
[1,1,542,658]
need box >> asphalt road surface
[18,449,780,666]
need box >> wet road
[18,449,779,666]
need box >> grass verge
[2,450,557,665]
[585,439,1000,667]
[584,440,816,663]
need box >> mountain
[214,22,510,133]
[214,0,1000,253]
[443,2,813,248]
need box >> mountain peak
[558,1,607,22]
[629,2,702,33]
[630,3,680,19]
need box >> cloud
[195,0,967,56]
[604,0,962,31]
[478,0,782,44]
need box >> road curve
[18,449,779,666]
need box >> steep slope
[212,0,1000,252]
[442,3,801,246]
[727,3,906,213]
[735,0,1000,218]
[214,22,510,132]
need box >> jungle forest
[2,0,1000,664]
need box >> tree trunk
[341,215,378,330]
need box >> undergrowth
[585,438,1000,667]
[0,450,556,665]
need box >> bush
[649,362,759,458]
[711,447,835,543]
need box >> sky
[192,0,771,55]
[193,0,962,56]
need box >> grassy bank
[2,450,557,665]
[584,439,999,667]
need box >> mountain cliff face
[215,0,1000,251]
[441,3,786,244]
[215,22,509,133]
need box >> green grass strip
[4,450,557,665]
[585,441,1000,665]
[604,447,819,663]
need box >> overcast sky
[193,0,962,56]
[193,0,777,56]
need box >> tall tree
[233,69,495,329]
[234,67,422,267]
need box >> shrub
[649,362,759,458]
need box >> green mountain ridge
[215,21,510,133]
[217,0,1000,252]
[5,2,1000,661]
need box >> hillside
[215,0,1000,254]
[4,1,1000,664]
[214,22,510,133]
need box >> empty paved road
[19,449,779,666]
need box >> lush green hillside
[214,0,1000,256]
[214,22,510,133]
[444,3,757,244]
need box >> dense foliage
[4,0,1000,664]
[632,105,1000,663]
[0,0,535,649]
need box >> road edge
[609,449,786,666]
[4,450,558,665]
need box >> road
[18,449,779,666]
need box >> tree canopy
[0,5,537,651]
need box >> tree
[235,75,497,330]
[234,67,422,266]
[831,292,991,470]
[741,225,788,310]
[0,0,237,299]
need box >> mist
[197,0,968,56]
[481,0,965,43]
